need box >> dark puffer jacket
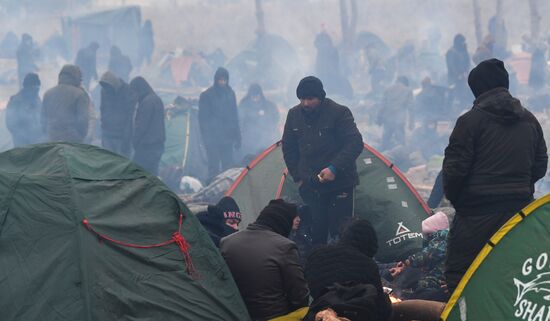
[129,77,165,150]
[304,244,392,321]
[42,65,90,143]
[100,72,136,140]
[443,87,547,214]
[198,68,241,148]
[282,98,363,193]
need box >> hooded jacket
[42,65,90,143]
[100,72,136,140]
[443,76,547,214]
[198,68,241,147]
[130,77,165,149]
[282,98,363,193]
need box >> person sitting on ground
[196,196,242,247]
[304,219,392,321]
[388,212,450,302]
[220,199,309,320]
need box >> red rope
[82,213,198,278]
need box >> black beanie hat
[255,199,297,237]
[216,196,242,223]
[296,76,326,100]
[468,58,509,98]
[339,219,379,258]
[214,67,229,83]
[23,73,41,88]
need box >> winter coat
[6,88,42,146]
[220,223,309,320]
[304,244,392,321]
[198,82,241,148]
[42,65,90,143]
[130,77,165,151]
[282,98,363,194]
[445,43,470,86]
[239,96,279,155]
[99,72,136,141]
[443,88,548,215]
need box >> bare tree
[472,0,483,46]
[255,0,266,35]
[339,0,358,49]
[529,0,541,41]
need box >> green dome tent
[226,141,431,263]
[161,104,208,184]
[0,143,249,321]
[441,194,550,321]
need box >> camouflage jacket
[408,229,448,290]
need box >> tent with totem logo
[0,143,249,321]
[226,141,431,263]
[441,194,550,321]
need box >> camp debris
[0,143,250,321]
[226,141,431,263]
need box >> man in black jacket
[220,199,309,320]
[198,67,241,179]
[443,59,548,291]
[6,73,42,146]
[282,76,363,245]
[99,71,136,158]
[129,76,165,176]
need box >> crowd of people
[2,7,550,320]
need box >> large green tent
[0,143,249,321]
[226,142,431,263]
[441,194,550,321]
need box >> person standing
[443,59,548,292]
[42,65,90,143]
[378,76,414,150]
[446,34,472,108]
[198,67,241,179]
[282,76,363,245]
[99,71,136,158]
[238,83,279,156]
[6,73,42,146]
[138,20,155,67]
[108,46,133,83]
[75,42,99,91]
[129,76,165,176]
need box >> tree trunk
[529,0,541,41]
[472,0,483,46]
[255,0,266,35]
[339,0,357,49]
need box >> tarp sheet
[0,143,249,321]
[227,142,430,263]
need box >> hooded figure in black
[99,71,136,158]
[129,76,165,176]
[198,67,241,179]
[446,34,472,107]
[220,199,309,320]
[16,34,38,88]
[75,42,99,91]
[239,83,279,157]
[109,46,133,82]
[443,58,548,292]
[197,196,242,247]
[6,73,43,146]
[314,32,354,99]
